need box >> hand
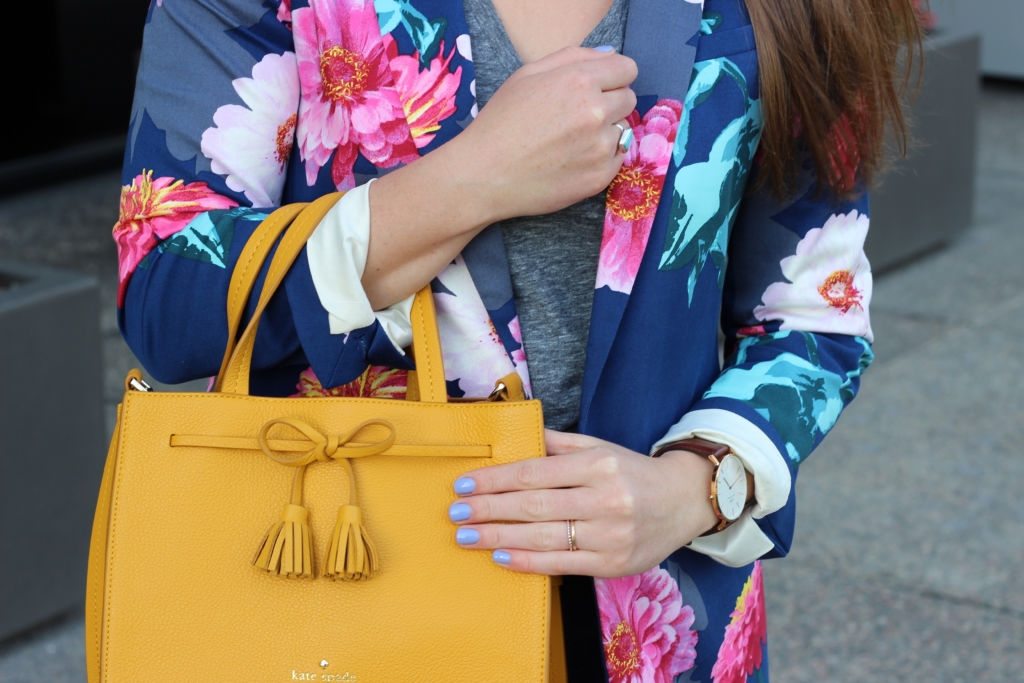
[363,48,636,310]
[446,430,718,578]
[449,46,638,222]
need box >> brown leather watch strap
[652,437,753,536]
[651,437,731,461]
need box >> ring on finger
[614,122,634,154]
[566,519,578,552]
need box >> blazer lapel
[373,0,706,408]
[579,0,704,430]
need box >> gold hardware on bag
[252,418,396,580]
[486,372,525,402]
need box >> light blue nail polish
[593,45,616,52]
[454,477,476,495]
[448,503,472,522]
[456,528,480,545]
[492,550,512,564]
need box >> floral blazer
[116,0,874,680]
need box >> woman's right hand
[454,47,638,221]
[364,47,637,310]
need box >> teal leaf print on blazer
[160,208,269,268]
[660,58,763,304]
[701,11,724,35]
[705,331,873,462]
[375,0,447,66]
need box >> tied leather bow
[252,418,396,581]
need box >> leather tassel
[253,468,315,578]
[322,458,377,581]
[322,504,378,581]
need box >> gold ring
[567,520,578,552]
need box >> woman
[115,0,918,679]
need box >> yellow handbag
[86,194,568,683]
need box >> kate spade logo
[291,669,356,681]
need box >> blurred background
[0,1,1021,681]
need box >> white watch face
[715,455,748,522]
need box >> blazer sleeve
[679,162,875,563]
[115,0,410,394]
[659,160,876,565]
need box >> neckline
[478,0,629,68]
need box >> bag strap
[218,195,447,403]
[405,284,446,403]
[213,202,307,392]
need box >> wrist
[654,437,757,537]
[434,130,508,228]
[655,449,720,544]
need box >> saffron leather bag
[86,194,568,683]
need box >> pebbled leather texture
[87,201,565,683]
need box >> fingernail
[492,550,512,564]
[456,528,480,545]
[448,503,472,522]
[454,477,476,495]
[593,45,616,52]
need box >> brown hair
[745,0,924,198]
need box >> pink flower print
[113,171,237,306]
[711,561,767,683]
[506,315,532,398]
[753,210,873,341]
[383,35,462,148]
[736,325,767,339]
[596,100,682,295]
[201,52,300,208]
[596,567,699,683]
[433,257,518,398]
[292,0,418,190]
[291,366,407,399]
[277,0,292,25]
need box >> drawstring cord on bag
[252,419,395,580]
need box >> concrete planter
[866,32,981,271]
[932,0,1024,79]
[0,260,104,641]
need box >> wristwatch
[652,437,752,534]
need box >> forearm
[362,47,638,311]
[363,138,498,310]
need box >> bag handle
[213,202,308,392]
[218,195,447,403]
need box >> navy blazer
[115,0,874,679]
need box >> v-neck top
[462,0,630,430]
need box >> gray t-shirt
[462,0,629,430]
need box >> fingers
[518,45,620,77]
[601,87,638,125]
[458,445,592,494]
[490,549,603,576]
[449,487,597,524]
[458,521,582,552]
[453,435,627,497]
[519,50,637,96]
[576,53,639,92]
